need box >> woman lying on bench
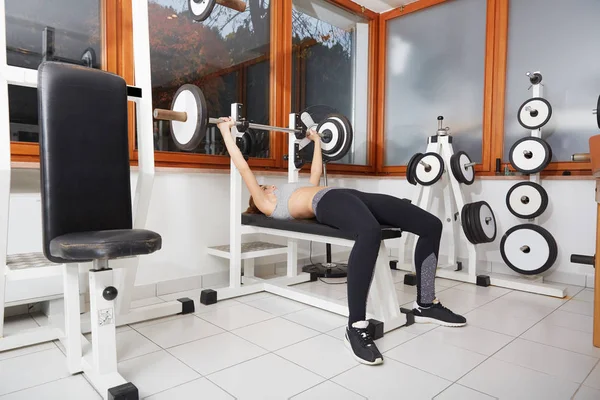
[217,118,466,366]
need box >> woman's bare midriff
[287,186,327,219]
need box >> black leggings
[315,189,443,326]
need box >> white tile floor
[1,272,600,399]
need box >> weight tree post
[229,104,244,289]
[286,113,299,278]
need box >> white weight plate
[318,120,341,152]
[477,202,496,240]
[323,116,347,159]
[510,138,549,172]
[507,183,544,218]
[459,152,474,182]
[171,89,199,146]
[415,153,443,185]
[502,228,551,272]
[518,97,552,129]
[189,0,212,16]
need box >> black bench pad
[49,229,162,261]
[241,213,402,240]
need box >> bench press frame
[204,108,412,335]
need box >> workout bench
[204,110,414,338]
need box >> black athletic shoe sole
[344,333,383,365]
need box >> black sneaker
[412,300,467,327]
[344,321,383,365]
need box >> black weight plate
[169,84,208,151]
[80,47,96,68]
[509,136,551,174]
[505,181,548,219]
[321,113,353,162]
[597,95,600,129]
[237,130,256,156]
[188,0,216,21]
[406,153,422,185]
[517,97,552,130]
[414,152,444,186]
[470,201,497,243]
[450,151,475,185]
[500,224,558,275]
[461,203,477,244]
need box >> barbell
[153,84,353,162]
[188,0,246,22]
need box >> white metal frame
[207,110,410,334]
[1,1,188,398]
[394,111,567,298]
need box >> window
[291,0,369,166]
[147,0,272,160]
[502,0,600,163]
[4,0,103,146]
[382,0,488,167]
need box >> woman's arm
[217,118,267,208]
[308,129,322,186]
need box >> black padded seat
[49,229,162,261]
[241,213,403,240]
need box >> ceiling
[352,0,417,13]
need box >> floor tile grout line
[573,358,600,398]
[140,376,237,400]
[515,336,600,359]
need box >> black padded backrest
[38,62,132,263]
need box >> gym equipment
[202,101,413,340]
[413,152,444,186]
[406,152,422,185]
[0,2,198,397]
[500,224,558,276]
[594,95,600,129]
[395,116,502,291]
[152,84,353,161]
[450,151,476,185]
[509,136,552,174]
[506,181,548,219]
[517,97,552,130]
[188,0,246,22]
[461,201,497,244]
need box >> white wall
[6,167,597,305]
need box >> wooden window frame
[376,0,498,176]
[492,0,591,176]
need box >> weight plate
[80,47,96,68]
[406,153,422,185]
[414,152,444,186]
[321,113,353,162]
[517,97,552,130]
[597,95,600,129]
[470,201,497,243]
[461,203,477,244]
[509,136,552,174]
[450,151,475,185]
[170,84,208,151]
[506,181,548,219]
[317,118,344,156]
[500,224,558,275]
[188,0,216,21]
[237,130,256,157]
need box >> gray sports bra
[269,183,335,220]
[270,183,306,220]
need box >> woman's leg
[315,189,381,325]
[351,191,466,326]
[315,189,385,365]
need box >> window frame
[6,0,125,163]
[492,0,592,176]
[375,0,498,176]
